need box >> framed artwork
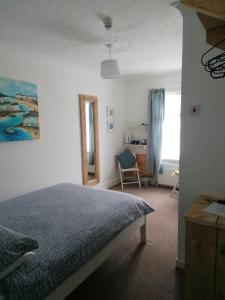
[0,77,40,142]
[107,119,115,132]
[106,105,115,118]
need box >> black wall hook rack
[201,37,225,79]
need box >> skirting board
[102,179,119,189]
[176,257,185,270]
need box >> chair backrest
[116,148,137,169]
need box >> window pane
[161,93,181,160]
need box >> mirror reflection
[79,95,100,186]
[85,101,95,181]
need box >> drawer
[137,162,146,169]
[185,222,217,274]
[136,154,147,164]
[216,292,225,300]
[185,270,215,300]
[139,169,147,177]
[136,154,147,176]
[215,229,225,300]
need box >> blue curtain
[88,103,94,165]
[148,89,165,183]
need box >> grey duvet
[0,183,153,300]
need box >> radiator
[158,161,179,187]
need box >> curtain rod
[165,86,181,90]
[150,87,181,93]
[150,86,181,90]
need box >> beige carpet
[67,185,184,300]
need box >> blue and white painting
[0,78,40,142]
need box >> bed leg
[140,215,148,244]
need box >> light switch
[190,105,201,116]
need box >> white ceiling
[0,0,182,76]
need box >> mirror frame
[79,94,100,186]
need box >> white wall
[178,12,225,262]
[0,42,126,202]
[124,71,181,130]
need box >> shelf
[198,13,225,51]
[124,143,147,147]
[138,123,148,127]
[132,123,149,128]
[124,143,147,155]
[181,0,225,51]
[181,0,225,21]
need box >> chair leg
[137,169,141,189]
[119,169,124,190]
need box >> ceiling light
[100,17,120,79]
[101,44,120,79]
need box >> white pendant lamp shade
[101,59,120,79]
[101,44,120,79]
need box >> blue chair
[117,149,141,190]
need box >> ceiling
[0,0,183,76]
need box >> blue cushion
[117,148,136,169]
[0,225,38,272]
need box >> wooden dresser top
[185,194,225,228]
[185,195,218,227]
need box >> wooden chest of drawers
[136,154,148,176]
[185,196,225,300]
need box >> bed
[0,183,153,300]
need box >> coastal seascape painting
[0,78,40,142]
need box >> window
[161,91,181,161]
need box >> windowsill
[162,159,179,164]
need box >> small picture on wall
[106,105,115,118]
[107,120,115,132]
[0,77,40,142]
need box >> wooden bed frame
[45,215,149,300]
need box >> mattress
[0,183,153,300]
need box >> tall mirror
[79,95,100,186]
